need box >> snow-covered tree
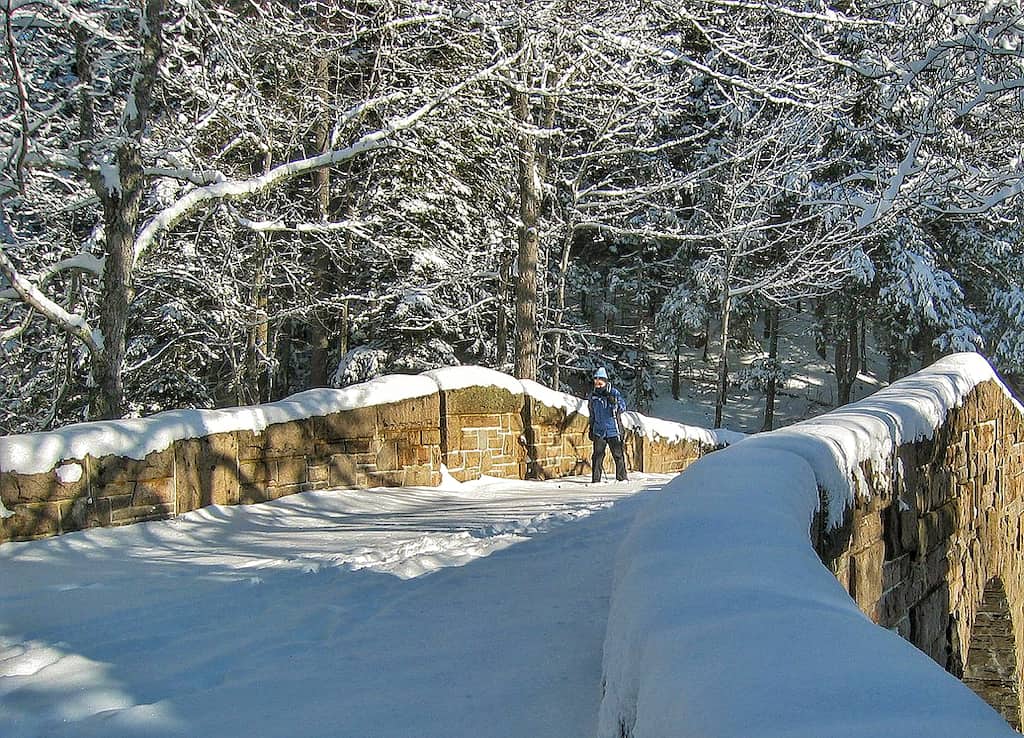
[2,0,1022,433]
[1,0,166,421]
[847,0,1024,228]
[876,220,983,363]
[992,284,1024,377]
[0,0,517,427]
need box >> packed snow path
[1,474,672,738]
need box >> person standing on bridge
[588,367,628,483]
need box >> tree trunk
[273,320,293,401]
[672,345,680,401]
[339,299,349,365]
[860,319,868,375]
[888,337,909,384]
[513,84,540,381]
[88,0,163,419]
[551,227,575,390]
[254,283,270,402]
[835,307,860,406]
[848,315,860,399]
[762,305,780,432]
[496,251,510,368]
[242,259,270,405]
[714,290,731,429]
[702,314,711,363]
[814,299,828,360]
[60,274,81,414]
[309,49,332,388]
[920,328,940,366]
[243,149,273,405]
[93,149,144,419]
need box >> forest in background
[1,0,1022,434]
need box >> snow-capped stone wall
[0,369,720,542]
[424,367,529,482]
[818,376,1024,730]
[0,382,444,541]
[598,353,1024,737]
[521,385,591,479]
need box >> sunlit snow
[1,474,670,738]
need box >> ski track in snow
[0,474,671,738]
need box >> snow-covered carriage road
[1,474,671,738]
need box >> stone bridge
[598,352,1024,737]
[2,355,1024,734]
[819,370,1024,729]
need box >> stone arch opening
[963,577,1021,730]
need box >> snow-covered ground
[1,473,672,738]
[646,308,891,433]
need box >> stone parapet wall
[597,353,1024,738]
[437,383,526,482]
[524,395,591,479]
[630,435,706,475]
[229,393,443,507]
[814,378,1024,729]
[0,393,443,542]
[522,392,719,481]
[0,448,180,541]
[1,371,718,543]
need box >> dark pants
[592,435,627,482]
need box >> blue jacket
[588,386,626,438]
